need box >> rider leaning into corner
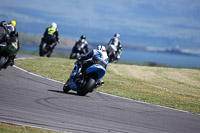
[0,20,20,66]
[107,33,123,61]
[42,22,59,51]
[74,44,109,85]
[73,35,89,54]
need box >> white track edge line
[13,65,64,84]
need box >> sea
[120,49,200,68]
[20,45,200,68]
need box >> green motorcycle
[0,27,19,70]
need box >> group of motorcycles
[63,40,122,96]
[0,27,19,70]
[38,35,122,96]
[69,42,122,63]
[1,24,122,96]
[38,34,122,96]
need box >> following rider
[72,35,89,55]
[0,20,18,43]
[107,33,122,60]
[42,22,59,51]
[0,20,20,66]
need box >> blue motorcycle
[63,61,106,96]
[69,45,82,59]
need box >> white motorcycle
[107,44,122,63]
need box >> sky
[1,0,200,49]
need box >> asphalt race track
[0,66,200,133]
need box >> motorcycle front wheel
[0,56,6,70]
[63,80,71,93]
[46,51,52,57]
[39,42,47,57]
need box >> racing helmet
[10,20,16,27]
[80,35,86,40]
[97,45,106,52]
[51,22,57,28]
[114,33,120,38]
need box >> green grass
[15,57,200,114]
[18,50,39,56]
[0,123,61,133]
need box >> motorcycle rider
[42,22,59,51]
[72,35,89,55]
[0,20,19,66]
[74,44,108,85]
[107,33,123,62]
[0,20,18,43]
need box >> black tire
[71,53,76,59]
[46,51,52,57]
[0,56,6,70]
[39,43,47,57]
[63,81,70,93]
[109,54,115,63]
[77,78,96,96]
[39,43,44,56]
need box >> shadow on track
[48,89,79,96]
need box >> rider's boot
[3,58,11,69]
[9,55,16,66]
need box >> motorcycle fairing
[0,43,17,56]
[108,44,117,53]
[69,79,78,91]
[68,63,106,91]
[68,64,79,91]
[74,45,81,53]
[86,64,106,81]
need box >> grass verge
[15,57,200,114]
[0,123,61,133]
[18,50,69,58]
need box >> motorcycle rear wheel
[70,53,80,59]
[77,78,96,96]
